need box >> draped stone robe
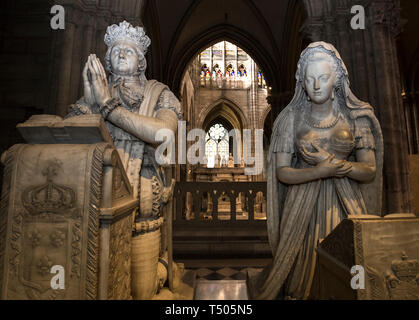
[249,103,382,300]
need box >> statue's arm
[343,116,376,182]
[106,107,178,144]
[344,149,376,182]
[275,152,344,184]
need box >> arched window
[225,64,235,78]
[238,64,247,77]
[205,123,229,167]
[200,64,211,86]
[197,41,267,89]
[258,70,267,88]
[212,64,222,79]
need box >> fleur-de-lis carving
[50,230,66,247]
[28,229,42,247]
[37,256,53,276]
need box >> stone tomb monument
[0,115,137,299]
[316,214,419,300]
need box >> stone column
[301,0,412,213]
[409,91,419,153]
[368,0,412,213]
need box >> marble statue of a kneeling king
[66,21,185,299]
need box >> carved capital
[369,0,403,36]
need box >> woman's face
[110,40,141,76]
[304,56,335,104]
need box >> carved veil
[250,42,384,300]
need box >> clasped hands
[83,54,112,109]
[299,142,352,178]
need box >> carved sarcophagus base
[316,215,419,300]
[0,115,137,299]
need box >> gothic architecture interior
[0,0,418,300]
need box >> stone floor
[167,259,269,300]
[191,266,263,280]
[181,258,268,281]
[194,279,249,300]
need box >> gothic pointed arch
[166,25,278,97]
[199,98,247,131]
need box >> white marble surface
[194,279,248,300]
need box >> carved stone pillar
[408,92,419,153]
[301,0,412,214]
[368,0,412,213]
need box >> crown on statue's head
[104,21,151,54]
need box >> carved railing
[173,182,267,227]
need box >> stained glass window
[258,70,267,88]
[238,64,247,77]
[205,123,229,167]
[198,41,266,89]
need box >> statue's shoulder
[145,80,176,100]
[349,107,376,122]
[143,79,174,104]
[270,106,296,154]
[144,79,167,91]
[349,108,378,133]
[350,108,377,150]
[274,105,296,134]
[146,80,182,120]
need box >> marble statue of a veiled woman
[248,42,383,300]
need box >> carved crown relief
[366,252,419,300]
[21,160,77,217]
[6,159,82,299]
[386,252,419,299]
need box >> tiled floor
[189,266,263,281]
[194,279,249,300]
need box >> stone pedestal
[316,214,419,300]
[0,115,137,300]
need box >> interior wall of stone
[0,0,55,159]
[398,0,419,155]
[0,0,417,215]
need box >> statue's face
[110,40,141,76]
[304,56,335,104]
